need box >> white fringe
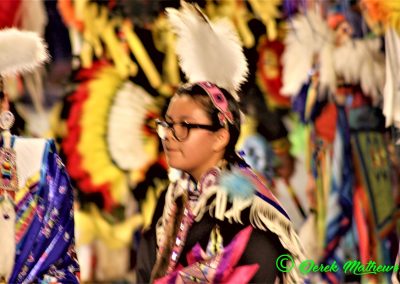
[194,189,307,283]
[156,178,187,249]
[224,196,253,224]
[156,182,176,249]
[192,185,218,221]
[250,196,306,283]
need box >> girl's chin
[166,160,189,172]
[166,157,181,168]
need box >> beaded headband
[196,81,234,126]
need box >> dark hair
[175,83,247,166]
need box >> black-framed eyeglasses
[155,119,220,142]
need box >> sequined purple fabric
[9,140,79,283]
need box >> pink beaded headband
[196,81,234,126]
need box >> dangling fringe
[155,181,181,249]
[192,185,218,221]
[250,196,306,283]
[194,188,307,283]
[153,182,186,282]
[214,187,228,220]
[223,196,253,225]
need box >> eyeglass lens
[156,121,189,141]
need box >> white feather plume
[333,38,384,104]
[166,2,248,100]
[333,41,362,84]
[319,43,336,95]
[357,38,385,104]
[0,28,49,76]
[281,11,332,96]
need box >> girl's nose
[165,126,177,141]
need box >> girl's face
[162,95,227,181]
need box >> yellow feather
[235,11,255,48]
[123,21,162,88]
[75,209,97,246]
[75,205,143,250]
[91,205,143,249]
[248,0,281,41]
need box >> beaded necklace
[164,167,221,273]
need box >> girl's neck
[188,159,227,183]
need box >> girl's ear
[213,128,230,152]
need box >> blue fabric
[322,106,354,283]
[9,140,79,283]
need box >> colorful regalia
[282,10,399,283]
[137,163,305,283]
[0,28,79,283]
[136,3,306,283]
[0,137,79,283]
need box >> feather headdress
[166,2,248,100]
[281,11,333,96]
[282,12,385,104]
[0,28,49,77]
[107,81,156,171]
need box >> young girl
[136,3,304,283]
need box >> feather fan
[107,81,156,171]
[166,2,248,100]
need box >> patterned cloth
[9,139,79,283]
